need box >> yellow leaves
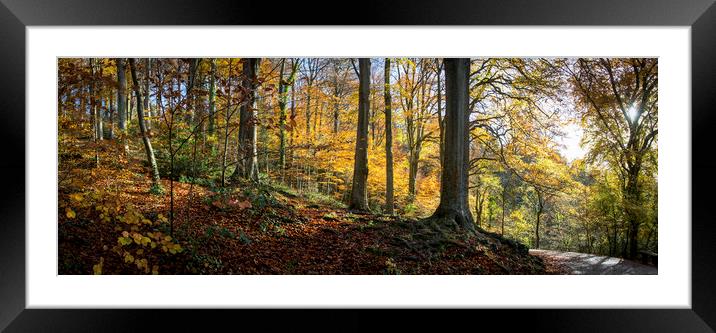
[125,232,152,246]
[65,208,76,219]
[118,236,133,246]
[168,243,183,254]
[69,193,84,202]
[161,242,183,254]
[123,252,134,263]
[132,232,143,244]
[152,265,159,275]
[93,257,104,275]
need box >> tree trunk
[278,59,299,173]
[348,58,371,212]
[144,58,152,131]
[408,155,418,200]
[501,187,507,236]
[333,73,340,134]
[305,82,312,139]
[108,92,115,139]
[625,168,641,259]
[96,60,104,141]
[436,61,445,172]
[429,58,474,231]
[128,58,161,188]
[475,187,485,228]
[535,190,544,249]
[384,58,394,215]
[221,59,233,188]
[232,58,260,182]
[289,80,296,168]
[208,58,217,137]
[89,59,99,166]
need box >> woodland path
[529,249,657,275]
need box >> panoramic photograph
[57,57,658,275]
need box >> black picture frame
[1,0,714,331]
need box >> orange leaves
[211,196,252,211]
[236,200,252,210]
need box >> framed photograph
[2,0,715,331]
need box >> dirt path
[529,249,657,275]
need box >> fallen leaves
[59,139,548,275]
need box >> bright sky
[557,122,586,163]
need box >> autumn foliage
[58,57,657,274]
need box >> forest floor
[530,250,657,275]
[58,139,550,275]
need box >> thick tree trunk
[128,58,161,187]
[232,58,260,182]
[429,58,474,231]
[407,153,421,200]
[625,168,641,259]
[348,58,371,212]
[384,58,394,215]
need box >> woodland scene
[57,57,658,275]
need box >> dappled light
[58,57,657,275]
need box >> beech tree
[384,58,395,215]
[430,58,473,230]
[232,58,260,182]
[116,58,128,153]
[348,58,371,212]
[128,58,162,191]
[566,58,658,259]
[58,57,659,274]
[278,58,300,172]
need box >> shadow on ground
[529,249,657,275]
